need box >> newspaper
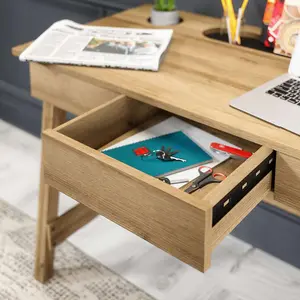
[19,20,173,71]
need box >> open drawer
[42,95,275,272]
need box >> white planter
[150,8,180,26]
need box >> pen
[220,0,233,44]
[235,0,250,44]
[226,16,232,44]
[225,0,237,44]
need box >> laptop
[230,35,300,135]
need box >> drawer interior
[56,96,274,226]
[57,96,273,226]
[99,114,274,231]
[45,96,274,271]
[100,115,260,201]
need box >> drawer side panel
[211,173,272,248]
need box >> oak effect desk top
[13,5,300,159]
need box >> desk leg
[35,103,66,283]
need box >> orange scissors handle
[184,166,227,194]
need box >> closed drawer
[274,153,300,217]
[30,63,119,115]
[42,95,275,272]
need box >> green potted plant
[151,0,179,26]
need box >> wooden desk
[13,5,300,283]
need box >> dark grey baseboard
[0,80,42,137]
[232,202,300,269]
[52,0,133,11]
[1,80,300,269]
[37,0,133,17]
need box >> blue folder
[102,131,213,177]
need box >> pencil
[241,0,249,13]
[220,0,227,13]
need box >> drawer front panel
[43,131,212,272]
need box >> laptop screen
[289,34,300,77]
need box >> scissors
[184,166,227,194]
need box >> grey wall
[0,0,267,134]
[2,0,300,270]
[0,0,119,134]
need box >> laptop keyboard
[266,78,300,105]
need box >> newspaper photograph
[19,20,173,71]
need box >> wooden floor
[1,118,300,300]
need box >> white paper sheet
[104,116,238,188]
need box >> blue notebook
[102,131,213,177]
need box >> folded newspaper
[19,20,173,71]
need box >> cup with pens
[220,0,250,45]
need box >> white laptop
[230,35,300,135]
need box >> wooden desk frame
[12,5,300,283]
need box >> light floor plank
[1,119,300,300]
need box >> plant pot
[151,8,180,26]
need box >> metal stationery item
[155,146,186,162]
[158,177,190,185]
[184,166,227,194]
[210,142,252,160]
